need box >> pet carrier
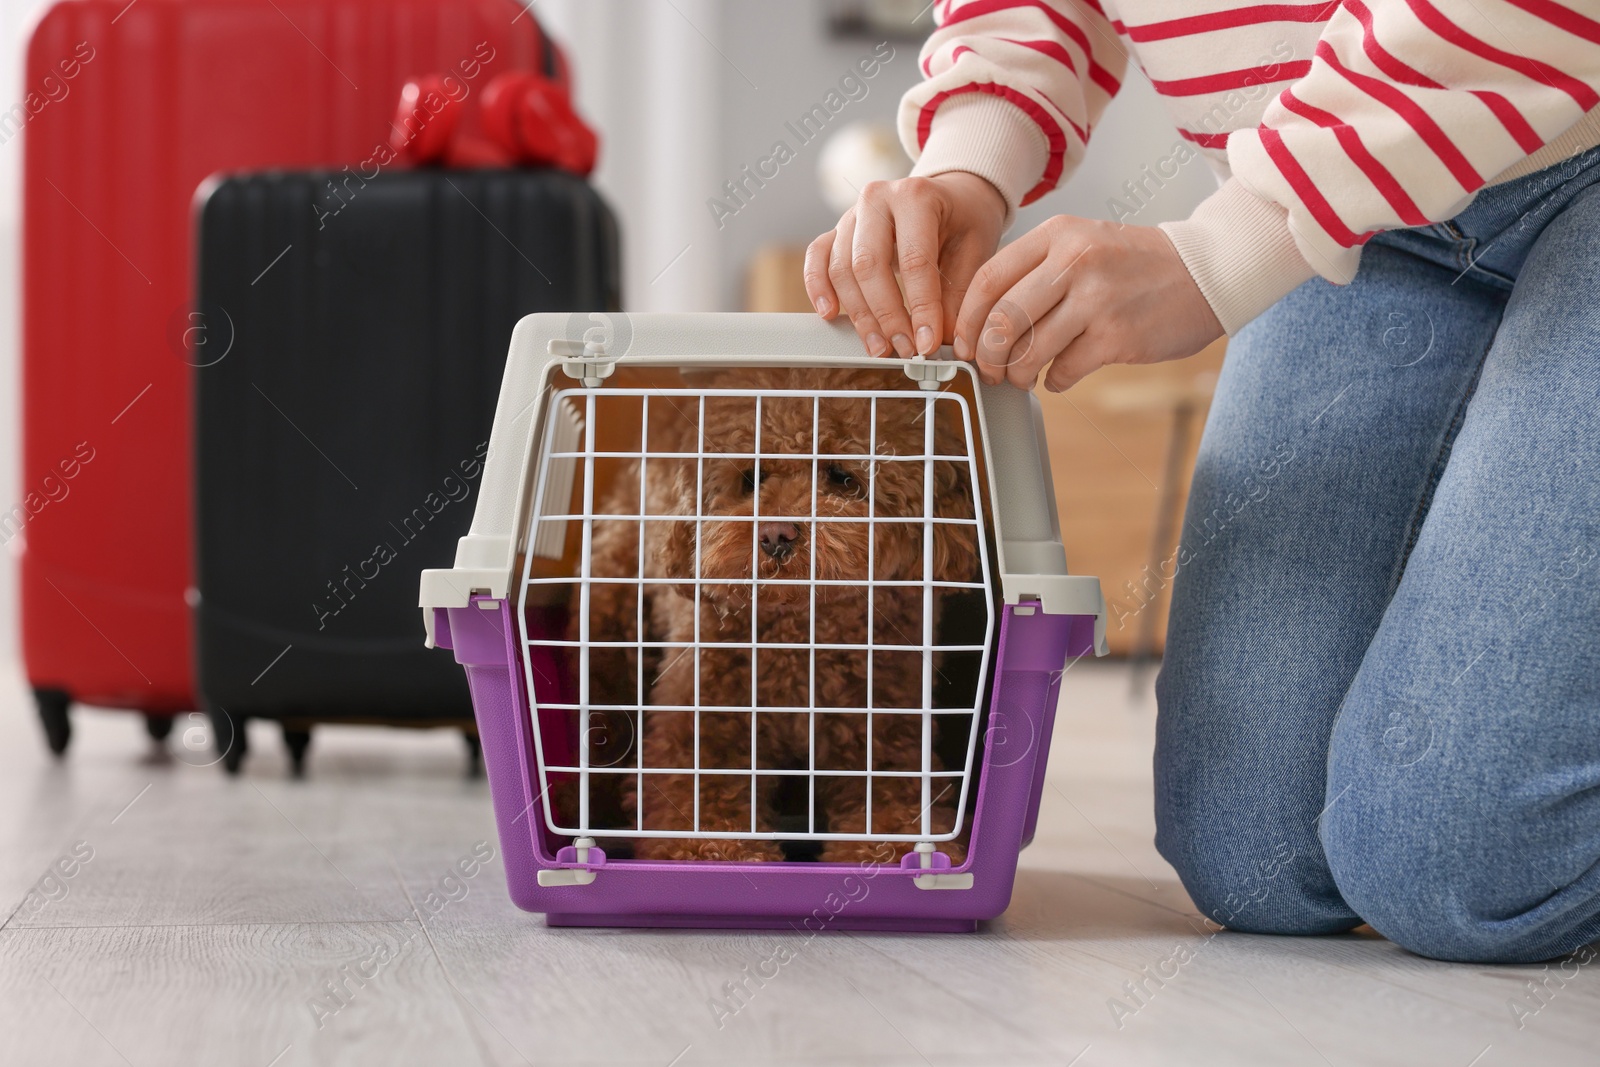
[421,313,1106,931]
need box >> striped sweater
[900,0,1600,332]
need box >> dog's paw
[632,838,785,863]
[817,839,968,866]
[817,840,909,866]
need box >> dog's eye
[740,468,765,493]
[826,464,861,495]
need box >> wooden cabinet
[1037,341,1225,657]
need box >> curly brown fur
[574,369,980,863]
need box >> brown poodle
[568,367,981,864]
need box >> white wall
[545,0,1216,311]
[0,0,1216,660]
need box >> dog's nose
[759,522,800,561]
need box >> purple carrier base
[436,596,1096,933]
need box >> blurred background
[0,0,1223,668]
[4,12,1589,1065]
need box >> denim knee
[1322,783,1600,964]
[1323,813,1513,962]
[1154,790,1359,937]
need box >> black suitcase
[194,168,620,776]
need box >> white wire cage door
[516,368,997,848]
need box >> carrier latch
[901,358,958,391]
[550,339,617,388]
[536,836,602,887]
[908,841,974,890]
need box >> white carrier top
[419,312,1106,655]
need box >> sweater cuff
[906,93,1049,231]
[1159,178,1319,335]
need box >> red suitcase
[20,0,554,754]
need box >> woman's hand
[954,215,1223,392]
[805,171,1006,358]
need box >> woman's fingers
[937,232,991,351]
[827,211,890,356]
[803,228,841,320]
[952,229,1045,358]
[851,183,917,357]
[954,231,1053,385]
[1005,296,1089,390]
[980,262,1079,387]
[887,184,948,356]
[811,204,1221,385]
[1041,330,1106,392]
[960,221,1106,387]
[808,173,1008,360]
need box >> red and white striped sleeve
[1162,0,1600,333]
[898,0,1129,226]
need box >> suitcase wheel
[282,726,312,778]
[144,714,174,743]
[464,731,483,779]
[210,708,248,775]
[34,689,71,756]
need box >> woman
[807,0,1600,964]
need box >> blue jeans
[1154,147,1600,964]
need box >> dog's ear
[660,519,700,602]
[928,401,985,583]
[648,464,700,601]
[933,460,981,583]
[934,517,981,584]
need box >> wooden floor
[1,658,1594,1067]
